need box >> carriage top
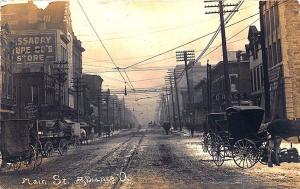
[207,106,265,140]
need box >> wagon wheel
[211,135,226,166]
[43,141,54,157]
[35,141,43,167]
[4,161,21,171]
[70,137,80,149]
[258,141,268,165]
[23,145,38,170]
[58,139,69,156]
[232,139,258,169]
[201,133,209,153]
[207,133,215,156]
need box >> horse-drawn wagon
[202,106,268,168]
[37,120,79,157]
[0,119,42,171]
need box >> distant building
[262,1,300,119]
[193,78,207,130]
[246,26,264,106]
[176,63,206,125]
[211,52,251,112]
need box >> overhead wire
[124,10,258,69]
[77,0,132,90]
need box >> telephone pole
[176,50,195,124]
[118,103,122,129]
[205,1,239,108]
[166,75,177,130]
[123,96,126,128]
[97,88,102,135]
[207,61,212,113]
[53,61,68,120]
[165,87,171,124]
[106,89,110,124]
[173,70,182,131]
[72,76,82,123]
[112,98,115,131]
[259,1,271,122]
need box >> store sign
[14,33,56,64]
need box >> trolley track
[112,132,145,189]
[0,129,142,189]
[52,129,145,189]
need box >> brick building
[211,51,251,112]
[246,26,264,106]
[262,1,300,119]
[1,1,85,120]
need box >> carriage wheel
[58,139,69,156]
[35,141,43,167]
[232,139,258,169]
[202,133,209,153]
[207,133,214,156]
[211,135,226,166]
[43,141,54,157]
[258,141,268,165]
[5,161,21,171]
[23,145,37,170]
[70,137,80,149]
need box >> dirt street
[1,127,300,189]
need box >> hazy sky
[1,0,259,124]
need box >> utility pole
[168,75,177,130]
[162,94,166,122]
[72,76,82,123]
[176,50,195,124]
[207,61,212,114]
[205,1,239,108]
[259,1,271,122]
[123,96,126,128]
[112,99,115,132]
[53,61,68,120]
[97,88,102,135]
[106,89,110,124]
[165,87,171,124]
[173,70,182,131]
[118,103,122,130]
[236,51,242,106]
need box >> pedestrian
[80,128,87,145]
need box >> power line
[77,0,130,88]
[124,11,259,69]
[176,18,259,84]
[82,37,247,71]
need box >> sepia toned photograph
[0,0,300,188]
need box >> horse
[162,122,171,135]
[266,119,300,167]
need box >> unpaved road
[1,127,300,189]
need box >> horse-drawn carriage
[202,106,268,168]
[0,119,42,171]
[38,120,80,157]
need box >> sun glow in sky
[1,0,259,124]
